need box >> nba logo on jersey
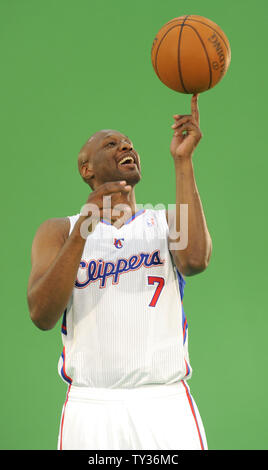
[114,238,124,249]
[146,217,155,227]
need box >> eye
[106,141,116,147]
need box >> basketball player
[27,94,212,450]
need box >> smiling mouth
[118,155,135,166]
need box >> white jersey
[58,209,192,388]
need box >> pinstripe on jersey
[57,209,192,388]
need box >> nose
[119,140,133,152]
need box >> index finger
[191,93,200,125]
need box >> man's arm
[27,181,133,331]
[167,94,212,276]
[27,217,87,330]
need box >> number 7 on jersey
[147,276,165,307]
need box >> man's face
[86,130,141,188]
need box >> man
[27,94,212,450]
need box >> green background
[1,0,267,450]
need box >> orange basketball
[151,15,231,94]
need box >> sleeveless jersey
[57,209,192,388]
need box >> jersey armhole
[159,209,186,286]
[67,214,81,236]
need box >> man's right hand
[79,180,132,237]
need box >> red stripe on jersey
[59,383,71,450]
[182,380,204,450]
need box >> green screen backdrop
[1,0,267,450]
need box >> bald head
[78,130,121,168]
[77,130,111,187]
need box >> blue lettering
[100,262,115,287]
[75,260,89,288]
[129,255,139,269]
[75,250,165,289]
[88,260,98,282]
[113,259,128,284]
[150,250,164,266]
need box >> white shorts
[57,380,208,450]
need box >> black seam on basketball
[183,23,212,90]
[185,17,230,53]
[164,17,186,27]
[154,24,182,80]
[178,15,190,93]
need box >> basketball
[151,15,231,94]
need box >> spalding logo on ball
[151,15,231,94]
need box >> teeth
[119,156,134,165]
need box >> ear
[80,161,94,186]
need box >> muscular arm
[167,159,212,276]
[27,216,86,330]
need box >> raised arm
[168,94,212,276]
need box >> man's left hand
[170,94,202,161]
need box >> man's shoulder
[34,216,70,243]
[144,208,174,227]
